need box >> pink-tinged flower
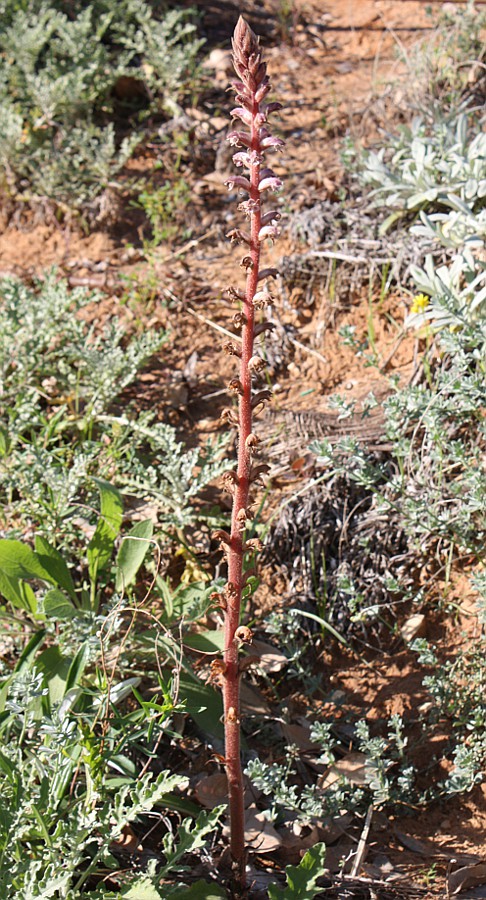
[231,80,249,95]
[258,225,280,241]
[261,135,285,151]
[261,209,281,226]
[234,93,253,111]
[232,150,263,168]
[224,175,251,192]
[232,152,251,168]
[264,102,282,115]
[231,106,252,126]
[238,198,260,216]
[257,267,278,281]
[226,130,251,148]
[258,176,283,193]
[255,80,270,103]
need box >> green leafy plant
[267,844,327,899]
[0,646,222,897]
[361,114,486,229]
[0,0,203,219]
[137,177,192,245]
[0,274,228,544]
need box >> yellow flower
[410,293,430,314]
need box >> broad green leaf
[268,843,327,899]
[0,539,57,584]
[88,479,123,582]
[0,570,37,613]
[164,582,214,623]
[115,518,153,592]
[0,748,18,781]
[43,588,76,620]
[35,535,76,599]
[184,631,224,653]
[36,646,72,706]
[0,425,11,458]
[15,629,46,671]
[178,673,223,738]
[65,641,90,692]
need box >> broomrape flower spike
[220,16,284,890]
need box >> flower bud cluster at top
[225,20,284,248]
[218,15,285,596]
[222,14,284,433]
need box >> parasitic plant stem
[216,16,284,887]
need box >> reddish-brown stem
[221,17,283,889]
[223,107,262,883]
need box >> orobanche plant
[212,16,284,889]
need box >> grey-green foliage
[245,754,365,826]
[361,114,486,215]
[0,275,227,542]
[248,660,484,820]
[0,273,164,417]
[358,110,486,335]
[246,714,414,826]
[308,322,486,800]
[99,413,229,528]
[0,0,203,215]
[384,327,486,554]
[314,327,486,558]
[411,635,486,795]
[406,250,486,334]
[0,651,222,898]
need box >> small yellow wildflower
[410,293,430,314]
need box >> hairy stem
[218,16,284,888]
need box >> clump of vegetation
[0,0,203,222]
[257,1,485,857]
[0,273,230,546]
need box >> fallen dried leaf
[394,830,430,856]
[194,773,260,810]
[194,773,228,809]
[449,863,486,895]
[252,639,289,673]
[400,613,427,643]
[332,752,368,786]
[244,810,282,853]
[281,722,321,754]
[240,681,271,716]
